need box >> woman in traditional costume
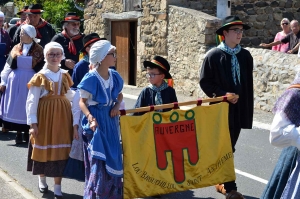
[269,71,300,198]
[0,24,44,144]
[26,42,74,199]
[78,40,123,198]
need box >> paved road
[0,91,281,199]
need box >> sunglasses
[282,23,289,25]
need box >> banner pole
[119,95,239,115]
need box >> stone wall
[167,6,221,96]
[83,0,123,37]
[246,48,300,111]
[173,0,300,47]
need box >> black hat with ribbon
[17,5,29,15]
[61,12,82,24]
[216,15,250,36]
[143,56,172,79]
[80,33,107,53]
[24,4,44,14]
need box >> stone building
[82,0,300,111]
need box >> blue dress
[78,69,123,199]
[281,150,300,199]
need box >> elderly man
[12,4,56,48]
[51,12,84,76]
[7,5,28,40]
[260,20,300,54]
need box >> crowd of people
[0,2,299,199]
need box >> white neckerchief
[22,42,33,56]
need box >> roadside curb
[0,167,37,199]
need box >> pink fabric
[272,32,290,53]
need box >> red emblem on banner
[153,110,199,183]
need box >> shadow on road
[0,132,29,148]
[147,190,215,199]
[244,196,259,199]
[144,192,260,199]
[40,191,82,199]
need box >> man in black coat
[51,12,84,76]
[12,4,56,48]
[200,16,254,199]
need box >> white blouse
[26,68,74,125]
[72,90,81,126]
[270,110,300,150]
[0,43,33,86]
[1,63,12,86]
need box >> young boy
[133,56,177,115]
[200,15,253,199]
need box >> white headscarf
[43,42,65,67]
[0,12,5,20]
[21,24,40,43]
[89,40,116,66]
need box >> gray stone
[285,1,293,8]
[265,7,274,14]
[253,22,265,29]
[282,12,294,20]
[246,9,256,15]
[255,2,269,7]
[270,1,279,7]
[244,3,254,9]
[295,2,300,8]
[250,37,261,45]
[235,5,244,11]
[256,14,268,22]
[241,37,251,45]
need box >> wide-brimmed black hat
[216,15,250,35]
[143,56,172,79]
[80,33,107,53]
[17,5,29,15]
[24,4,44,14]
[61,12,82,24]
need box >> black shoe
[23,132,29,143]
[38,185,48,193]
[15,134,23,144]
[54,194,64,199]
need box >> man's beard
[69,29,80,36]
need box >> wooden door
[111,21,130,84]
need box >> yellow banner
[120,102,235,198]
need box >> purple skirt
[83,133,123,199]
[0,66,35,126]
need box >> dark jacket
[133,86,178,116]
[200,47,254,129]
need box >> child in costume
[133,55,177,115]
[78,40,124,198]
